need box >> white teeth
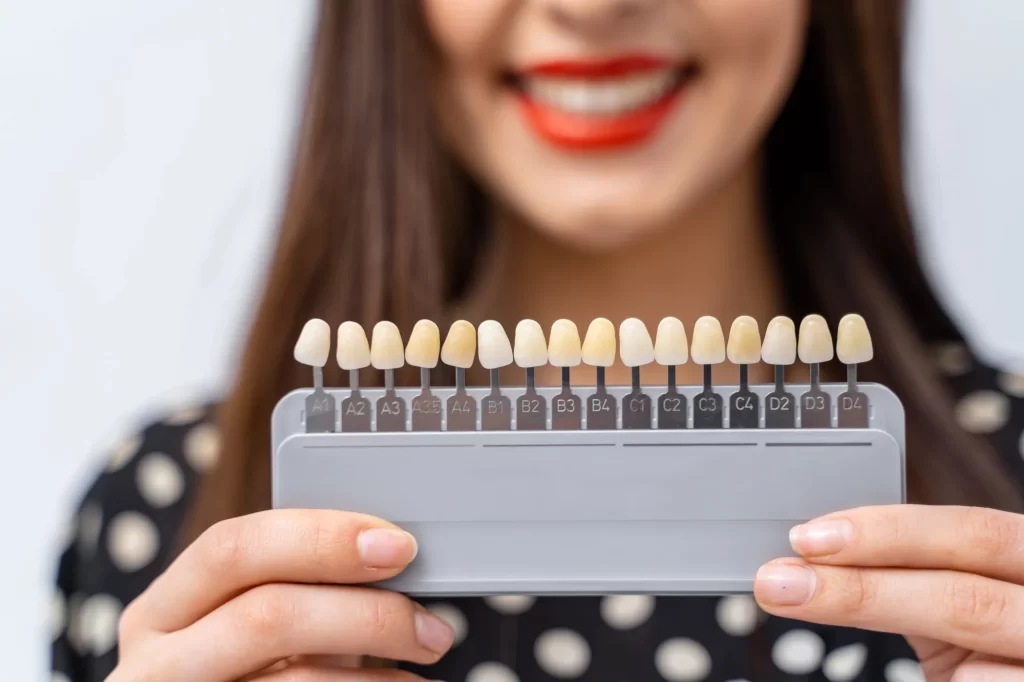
[524,70,677,116]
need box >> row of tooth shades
[293,315,874,431]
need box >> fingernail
[789,519,852,556]
[415,611,455,654]
[357,529,418,568]
[755,563,816,606]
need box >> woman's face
[423,0,809,250]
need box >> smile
[508,55,696,150]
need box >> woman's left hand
[754,505,1024,681]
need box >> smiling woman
[51,1,1024,682]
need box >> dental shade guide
[277,313,903,597]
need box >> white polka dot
[535,628,591,678]
[107,512,160,572]
[955,391,1010,433]
[885,658,925,682]
[106,432,142,472]
[184,424,220,472]
[165,404,205,426]
[772,629,825,675]
[65,594,86,654]
[52,673,71,682]
[79,594,122,656]
[136,452,185,508]
[600,594,655,630]
[823,643,867,682]
[426,603,467,646]
[715,595,758,636]
[998,371,1024,397]
[51,591,66,640]
[934,342,971,376]
[76,503,103,558]
[466,661,520,682]
[485,595,536,615]
[654,638,712,682]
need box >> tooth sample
[406,320,442,431]
[442,320,478,431]
[581,318,617,430]
[514,319,548,430]
[798,314,834,428]
[691,316,726,429]
[761,316,797,429]
[836,314,873,428]
[548,319,582,430]
[726,316,761,429]
[478,321,513,430]
[370,321,407,432]
[655,317,688,429]
[337,321,372,432]
[620,318,655,429]
[294,319,335,433]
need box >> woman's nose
[543,0,662,34]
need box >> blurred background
[2,0,1024,678]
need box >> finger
[788,505,1024,584]
[946,661,1024,682]
[134,584,453,682]
[122,509,417,639]
[256,666,432,682]
[754,560,1024,660]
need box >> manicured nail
[789,519,853,556]
[357,528,418,568]
[755,563,816,606]
[416,610,455,654]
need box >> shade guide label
[837,392,869,428]
[765,391,796,429]
[729,390,759,429]
[587,393,617,430]
[376,392,407,432]
[447,392,477,431]
[800,390,832,428]
[411,394,442,431]
[622,391,652,429]
[305,393,337,433]
[481,395,512,430]
[551,391,582,430]
[516,392,547,430]
[693,391,724,429]
[341,396,372,432]
[658,392,687,429]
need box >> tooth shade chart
[295,315,871,430]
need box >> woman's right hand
[108,509,454,681]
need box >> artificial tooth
[798,314,833,429]
[692,316,725,429]
[619,318,654,429]
[655,317,688,430]
[762,316,797,429]
[514,319,548,430]
[837,314,873,428]
[478,321,514,430]
[370,321,406,432]
[582,318,617,430]
[443,320,478,431]
[337,321,372,432]
[548,319,582,430]
[727,316,761,429]
[406,320,442,431]
[294,318,334,433]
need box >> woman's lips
[509,55,693,150]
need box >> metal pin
[762,317,797,428]
[837,314,873,428]
[726,316,760,429]
[514,320,548,430]
[692,316,725,428]
[798,315,833,428]
[478,321,513,430]
[654,317,688,429]
[581,318,616,430]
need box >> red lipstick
[512,54,688,150]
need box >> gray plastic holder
[272,383,904,596]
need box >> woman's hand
[108,509,453,681]
[754,505,1024,681]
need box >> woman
[52,1,1024,681]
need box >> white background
[1,1,1023,679]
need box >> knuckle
[837,569,879,616]
[961,508,1023,559]
[201,518,255,574]
[239,585,296,639]
[305,514,355,571]
[358,591,408,639]
[942,574,1009,634]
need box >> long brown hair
[184,0,1022,544]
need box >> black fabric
[51,345,1022,681]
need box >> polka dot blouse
[51,342,1024,682]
